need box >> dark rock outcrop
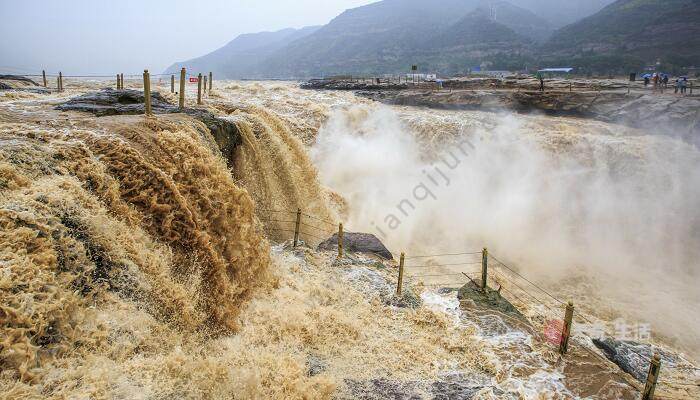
[301,79,409,91]
[55,89,242,161]
[592,338,680,382]
[430,373,495,400]
[343,373,495,400]
[343,379,422,400]
[317,232,393,260]
[457,280,524,320]
[56,89,175,116]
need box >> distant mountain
[542,0,700,74]
[254,0,482,78]
[255,0,548,77]
[165,0,696,78]
[408,7,533,73]
[508,0,616,28]
[435,8,523,46]
[164,26,321,79]
[480,0,553,42]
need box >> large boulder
[317,232,393,260]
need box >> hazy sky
[0,0,376,75]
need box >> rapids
[1,78,698,399]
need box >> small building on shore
[537,68,574,77]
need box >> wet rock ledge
[0,74,50,93]
[55,89,241,163]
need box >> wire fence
[3,66,214,94]
[257,206,698,397]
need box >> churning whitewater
[1,79,698,399]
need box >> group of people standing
[675,76,690,94]
[643,73,691,94]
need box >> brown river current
[0,79,698,399]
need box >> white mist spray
[313,103,700,360]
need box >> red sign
[189,77,198,83]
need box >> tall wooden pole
[293,208,302,247]
[481,248,488,289]
[197,73,203,105]
[42,70,47,87]
[179,68,186,109]
[559,301,575,355]
[642,354,661,400]
[143,70,152,116]
[337,223,344,258]
[171,75,175,93]
[209,71,213,92]
[396,252,405,296]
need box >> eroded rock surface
[457,280,524,320]
[0,74,49,93]
[318,232,393,260]
[593,338,681,382]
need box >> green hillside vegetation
[542,0,700,74]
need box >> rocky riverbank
[302,77,700,144]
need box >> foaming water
[0,105,271,392]
[2,79,698,398]
[222,105,338,243]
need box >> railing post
[116,74,120,89]
[179,68,186,109]
[209,71,212,92]
[203,75,207,93]
[481,248,488,289]
[58,72,63,92]
[171,75,175,93]
[397,252,405,296]
[559,301,575,355]
[293,208,301,247]
[143,69,152,116]
[42,70,47,87]
[197,73,202,105]
[642,354,661,400]
[337,223,344,258]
